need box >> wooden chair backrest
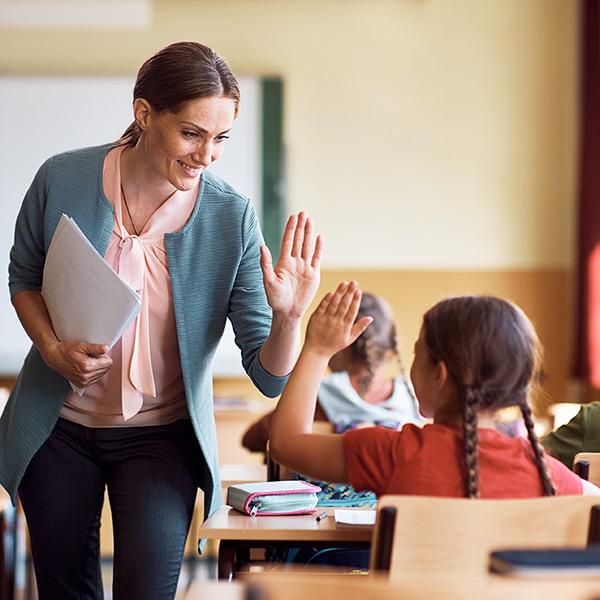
[370,494,600,584]
[266,421,335,482]
[574,452,600,486]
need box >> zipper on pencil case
[247,494,318,516]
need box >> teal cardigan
[1,144,287,521]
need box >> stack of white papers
[41,214,142,393]
[334,509,377,527]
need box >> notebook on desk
[333,509,376,528]
[489,548,600,577]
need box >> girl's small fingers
[342,286,362,323]
[350,316,373,341]
[336,281,358,317]
[316,292,332,314]
[327,282,347,314]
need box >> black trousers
[19,417,205,600]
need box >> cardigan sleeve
[227,201,288,398]
[8,157,53,298]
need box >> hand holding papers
[41,214,142,394]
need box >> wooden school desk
[198,506,372,580]
[184,571,600,600]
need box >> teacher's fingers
[260,245,276,285]
[301,216,313,261]
[279,214,298,258]
[311,234,324,270]
[291,212,307,257]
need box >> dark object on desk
[372,505,397,572]
[575,459,591,480]
[489,547,600,576]
[316,511,328,522]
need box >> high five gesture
[258,212,323,377]
[260,212,323,319]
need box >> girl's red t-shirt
[342,423,583,498]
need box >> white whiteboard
[0,75,262,376]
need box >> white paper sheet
[334,509,377,527]
[41,214,141,394]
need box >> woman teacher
[1,41,322,599]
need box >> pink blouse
[60,146,198,427]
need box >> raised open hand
[260,212,323,319]
[304,281,373,357]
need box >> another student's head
[328,292,402,393]
[411,295,554,497]
[118,41,240,188]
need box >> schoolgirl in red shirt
[270,282,598,498]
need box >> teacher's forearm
[12,290,60,359]
[258,312,301,376]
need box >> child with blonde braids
[242,292,421,453]
[270,282,600,498]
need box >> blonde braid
[359,334,378,396]
[520,402,556,496]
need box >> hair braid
[520,402,556,496]
[359,334,379,396]
[389,323,405,376]
[463,388,481,498]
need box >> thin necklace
[120,183,141,236]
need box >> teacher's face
[135,95,236,191]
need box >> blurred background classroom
[0,0,598,597]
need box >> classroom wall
[0,0,578,408]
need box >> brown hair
[350,293,408,397]
[117,41,240,147]
[422,296,554,498]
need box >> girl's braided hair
[422,296,554,498]
[350,293,406,396]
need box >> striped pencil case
[227,480,321,516]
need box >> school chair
[265,445,280,482]
[0,494,26,600]
[574,452,600,485]
[265,422,334,482]
[369,495,600,584]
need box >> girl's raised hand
[305,281,373,358]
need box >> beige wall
[0,0,579,405]
[0,0,578,268]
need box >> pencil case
[227,481,321,516]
